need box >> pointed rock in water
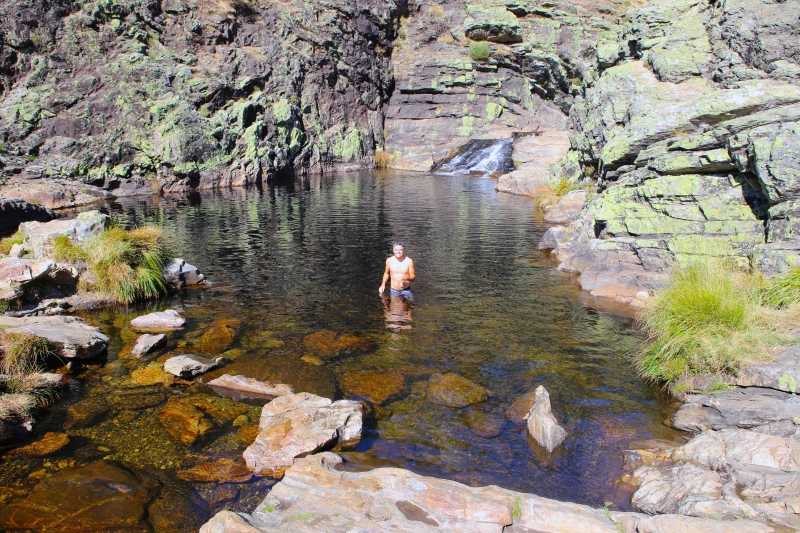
[243,392,362,476]
[164,354,220,379]
[207,374,294,398]
[525,386,567,453]
[130,309,185,330]
[131,333,167,358]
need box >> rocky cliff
[0,0,397,196]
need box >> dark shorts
[390,287,413,299]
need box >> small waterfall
[433,138,515,175]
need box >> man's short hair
[392,241,404,248]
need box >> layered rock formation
[538,0,800,304]
[0,0,398,194]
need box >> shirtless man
[378,242,415,298]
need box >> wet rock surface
[339,370,404,404]
[207,374,294,399]
[5,431,70,456]
[302,330,373,360]
[243,392,362,476]
[131,309,185,330]
[0,315,109,358]
[131,333,167,358]
[164,354,220,379]
[525,385,567,453]
[425,372,490,408]
[200,452,772,533]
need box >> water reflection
[383,294,414,331]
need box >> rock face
[0,0,398,190]
[243,392,362,476]
[425,373,490,408]
[0,315,109,358]
[207,374,294,398]
[200,452,772,533]
[130,333,166,358]
[130,309,185,330]
[537,0,800,303]
[164,354,219,379]
[525,385,567,453]
[737,345,800,393]
[0,198,54,233]
[20,210,108,259]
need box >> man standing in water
[379,242,415,298]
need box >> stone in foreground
[0,316,109,358]
[243,393,362,476]
[526,385,567,453]
[164,354,219,379]
[207,374,294,398]
[19,210,108,259]
[200,452,771,533]
[130,333,167,358]
[130,309,185,330]
[425,373,490,408]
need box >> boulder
[525,386,567,453]
[199,319,239,353]
[207,374,294,398]
[0,257,55,288]
[506,387,539,424]
[0,198,54,233]
[130,309,185,330]
[0,316,109,358]
[164,354,220,379]
[543,190,588,225]
[302,330,373,360]
[158,397,215,446]
[672,387,800,438]
[177,457,253,483]
[243,392,362,476]
[425,373,490,408]
[201,452,771,533]
[0,461,152,532]
[6,432,69,456]
[163,258,207,288]
[8,243,24,258]
[130,333,167,358]
[338,370,404,404]
[19,210,108,259]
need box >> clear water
[0,171,681,531]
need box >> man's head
[392,241,405,258]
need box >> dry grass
[375,150,393,168]
[637,260,800,383]
[0,331,54,421]
[0,393,37,421]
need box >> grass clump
[638,260,799,383]
[0,232,24,255]
[761,267,800,309]
[469,41,490,61]
[374,150,393,168]
[82,225,168,303]
[0,331,54,421]
[51,235,86,261]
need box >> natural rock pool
[0,171,681,531]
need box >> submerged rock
[6,432,70,456]
[131,364,175,387]
[158,397,215,446]
[130,309,185,330]
[131,333,167,358]
[199,319,239,353]
[302,330,373,360]
[207,374,294,398]
[164,354,220,379]
[339,370,404,404]
[425,373,490,408]
[200,452,771,533]
[0,461,152,532]
[243,392,362,476]
[177,457,253,483]
[0,315,109,358]
[525,386,567,453]
[464,410,506,438]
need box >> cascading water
[432,138,515,175]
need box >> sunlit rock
[525,385,567,453]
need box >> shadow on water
[0,170,683,531]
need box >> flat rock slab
[20,210,108,259]
[177,457,253,483]
[672,387,800,438]
[243,393,362,476]
[200,452,771,533]
[425,373,490,407]
[738,345,800,393]
[131,333,167,358]
[130,309,185,330]
[543,190,588,225]
[164,354,219,379]
[526,385,567,453]
[207,374,294,398]
[302,330,373,360]
[0,460,152,532]
[0,258,54,289]
[6,432,70,456]
[0,316,109,358]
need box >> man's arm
[378,259,390,295]
[407,259,416,282]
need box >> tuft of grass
[429,5,446,19]
[637,260,800,383]
[51,235,86,261]
[706,380,732,393]
[82,225,169,303]
[761,267,800,309]
[469,41,490,61]
[0,232,23,255]
[374,150,393,168]
[0,331,54,421]
[553,176,577,196]
[0,393,37,421]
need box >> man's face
[393,245,405,258]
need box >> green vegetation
[469,42,490,61]
[51,235,86,261]
[534,177,591,208]
[760,267,800,309]
[81,225,168,303]
[512,496,521,521]
[638,260,800,383]
[0,330,54,421]
[0,232,24,255]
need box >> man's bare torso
[388,256,413,290]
